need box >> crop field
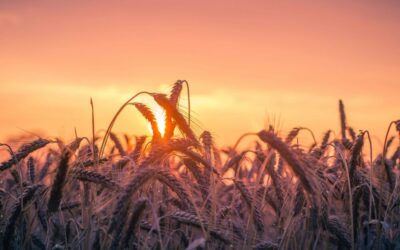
[0,81,399,250]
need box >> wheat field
[0,81,399,250]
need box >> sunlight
[147,104,166,137]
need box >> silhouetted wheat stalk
[0,83,398,250]
[47,150,71,213]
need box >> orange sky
[0,0,399,148]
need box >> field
[0,81,399,250]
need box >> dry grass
[0,80,399,249]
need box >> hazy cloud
[0,11,22,26]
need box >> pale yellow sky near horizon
[0,0,399,148]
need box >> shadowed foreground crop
[0,81,399,250]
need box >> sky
[0,0,399,148]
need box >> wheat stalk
[3,184,43,249]
[70,168,121,191]
[47,150,71,213]
[257,130,315,195]
[0,138,50,172]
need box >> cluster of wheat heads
[0,81,400,250]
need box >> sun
[147,105,166,137]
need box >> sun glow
[147,105,166,137]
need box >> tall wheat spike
[47,150,71,213]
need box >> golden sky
[0,0,399,147]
